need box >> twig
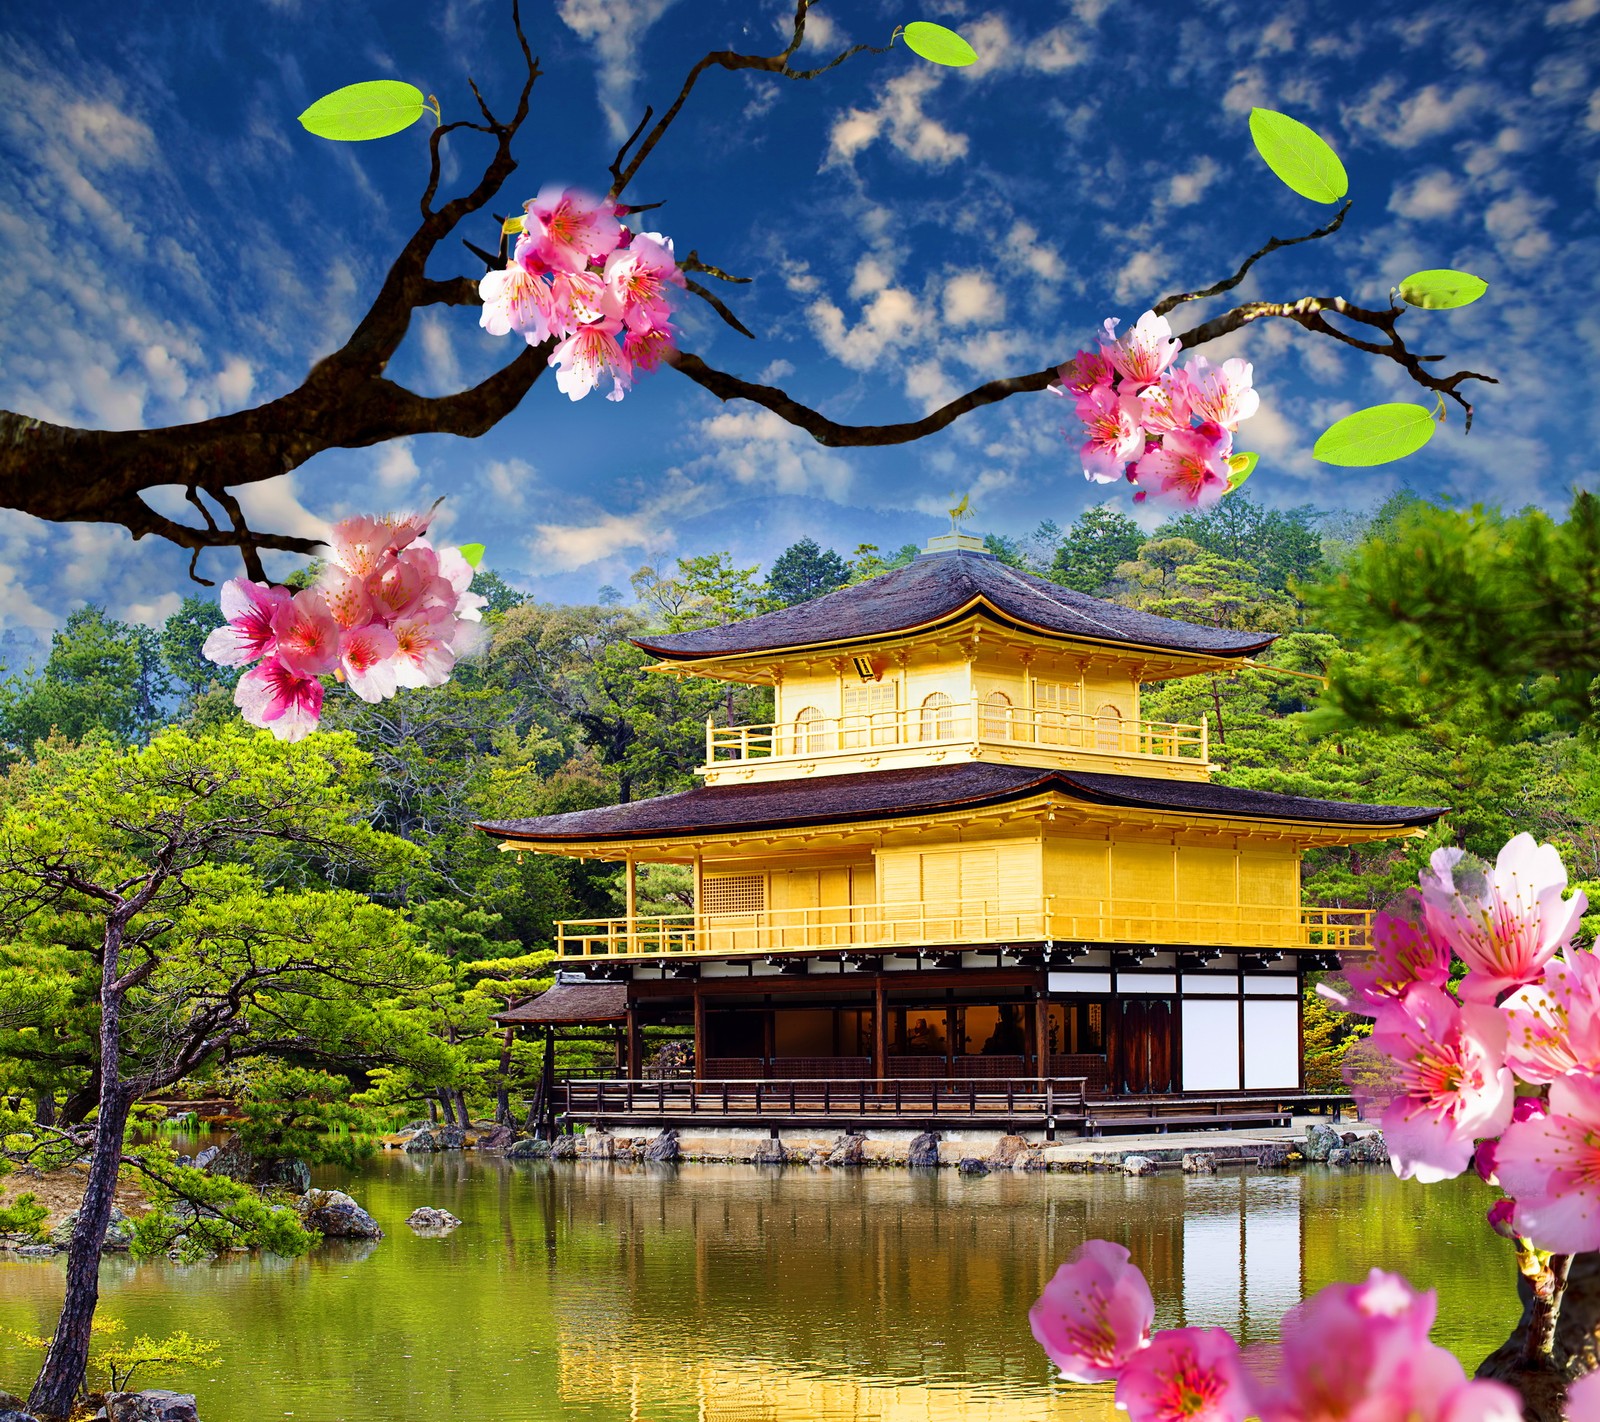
[1154,202,1353,316]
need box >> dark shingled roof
[492,979,628,1026]
[475,762,1445,844]
[633,548,1276,661]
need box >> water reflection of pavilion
[536,1164,1306,1420]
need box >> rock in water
[1327,1148,1354,1167]
[405,1208,461,1232]
[295,1189,383,1240]
[48,1207,136,1251]
[906,1132,940,1168]
[506,1137,553,1160]
[549,1135,580,1161]
[751,1138,786,1166]
[435,1126,466,1151]
[1122,1155,1157,1177]
[1182,1152,1217,1174]
[957,1157,989,1175]
[472,1125,513,1152]
[643,1129,680,1163]
[1352,1130,1389,1164]
[1303,1123,1341,1162]
[987,1134,1029,1168]
[402,1129,441,1153]
[106,1392,201,1422]
[824,1133,865,1167]
[192,1146,220,1171]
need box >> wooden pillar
[944,1003,959,1079]
[1034,984,1049,1083]
[762,1009,776,1078]
[692,984,706,1083]
[624,1008,640,1078]
[624,853,637,955]
[874,977,887,1086]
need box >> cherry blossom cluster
[1030,1239,1524,1421]
[1324,833,1598,1258]
[202,511,487,741]
[478,184,685,402]
[1049,309,1260,509]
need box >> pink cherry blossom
[1130,420,1232,509]
[1182,355,1259,430]
[319,568,374,631]
[1053,348,1115,395]
[368,545,446,624]
[623,322,676,374]
[603,232,684,333]
[1101,310,1181,388]
[233,656,325,742]
[1357,985,1513,1183]
[1419,834,1587,1002]
[1485,1198,1517,1238]
[391,609,458,689]
[328,516,400,579]
[1074,382,1146,482]
[1502,948,1600,1083]
[549,314,632,402]
[1323,892,1451,1017]
[1133,368,1195,437]
[1496,1071,1600,1253]
[1114,1328,1248,1422]
[479,260,557,344]
[1028,1239,1154,1383]
[339,623,400,704]
[437,547,488,623]
[270,590,342,678]
[202,578,291,667]
[546,267,620,337]
[1566,1370,1600,1421]
[521,185,623,274]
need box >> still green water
[0,1155,1517,1421]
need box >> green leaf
[501,216,525,236]
[1313,404,1437,467]
[1226,451,1259,490]
[1248,108,1349,204]
[902,21,977,66]
[298,81,427,142]
[1398,269,1488,310]
[457,543,485,569]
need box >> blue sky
[0,0,1596,636]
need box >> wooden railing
[553,896,1374,959]
[560,1075,1091,1125]
[704,701,1207,768]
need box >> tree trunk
[29,918,132,1420]
[495,1028,515,1127]
[436,1090,458,1129]
[451,1087,470,1129]
[34,1091,56,1128]
[1477,1252,1600,1421]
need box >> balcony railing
[553,896,1373,959]
[704,701,1207,768]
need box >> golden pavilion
[478,532,1441,1135]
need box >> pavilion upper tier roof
[633,547,1277,663]
[476,762,1445,845]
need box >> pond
[0,1154,1520,1421]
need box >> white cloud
[1166,157,1220,208]
[1485,190,1556,261]
[374,441,422,492]
[807,287,926,369]
[1112,248,1171,304]
[849,255,895,299]
[942,270,1005,327]
[1533,55,1588,101]
[1547,0,1600,23]
[417,314,462,392]
[1222,68,1269,117]
[695,408,854,498]
[534,510,664,570]
[1002,222,1065,282]
[1388,169,1464,220]
[232,474,331,550]
[556,0,681,142]
[214,357,255,408]
[1344,79,1491,148]
[479,457,537,513]
[1587,91,1600,131]
[824,69,970,168]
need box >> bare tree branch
[1153,202,1353,316]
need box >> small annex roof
[492,976,628,1026]
[632,547,1276,662]
[475,762,1445,845]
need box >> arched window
[980,690,1013,741]
[793,706,824,755]
[920,691,955,742]
[1094,702,1123,753]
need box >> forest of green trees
[0,489,1595,1125]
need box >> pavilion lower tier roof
[475,762,1446,845]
